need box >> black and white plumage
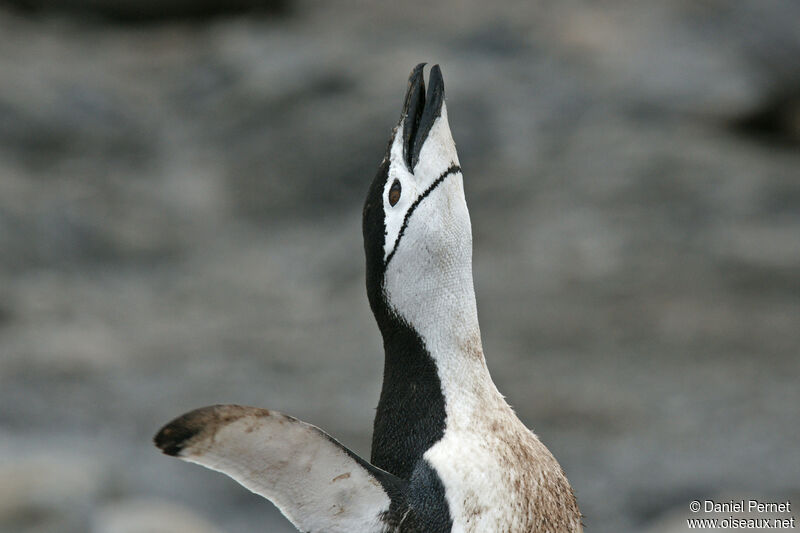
[155,64,582,533]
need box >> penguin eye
[388,180,402,206]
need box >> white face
[380,103,478,345]
[381,103,465,265]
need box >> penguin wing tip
[154,404,250,457]
[153,430,186,457]
[153,408,208,456]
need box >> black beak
[400,64,445,171]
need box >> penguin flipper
[154,405,405,533]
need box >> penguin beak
[400,63,445,172]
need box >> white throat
[382,171,496,411]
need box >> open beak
[399,63,445,171]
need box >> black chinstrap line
[384,164,461,268]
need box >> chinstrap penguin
[155,64,583,533]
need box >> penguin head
[363,64,473,337]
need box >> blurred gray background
[1,1,799,532]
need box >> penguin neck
[389,280,486,372]
[385,270,500,418]
[370,259,497,479]
[382,246,491,382]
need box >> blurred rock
[0,455,103,533]
[734,88,800,146]
[1,0,289,23]
[92,499,223,533]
